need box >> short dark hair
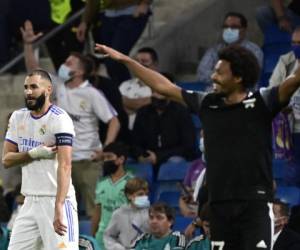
[273,199,290,217]
[224,12,248,28]
[103,142,129,159]
[70,52,95,80]
[218,45,260,89]
[149,202,175,223]
[137,47,159,63]
[28,69,52,84]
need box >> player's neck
[31,102,52,117]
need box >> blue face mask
[134,195,150,208]
[222,28,239,44]
[58,64,72,81]
[292,45,300,59]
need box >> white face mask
[133,195,150,208]
[58,64,72,81]
[222,28,240,44]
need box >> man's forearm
[82,0,99,25]
[24,43,39,72]
[2,151,32,168]
[271,0,285,19]
[56,161,71,205]
[104,117,120,146]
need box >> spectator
[104,177,150,249]
[185,203,211,250]
[22,20,120,218]
[269,27,300,178]
[87,54,130,143]
[256,0,300,33]
[273,199,300,250]
[131,90,197,175]
[119,47,158,130]
[76,0,152,85]
[196,12,263,85]
[0,225,9,250]
[92,142,133,249]
[131,202,186,250]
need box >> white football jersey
[52,76,117,160]
[5,105,76,197]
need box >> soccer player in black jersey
[95,44,300,250]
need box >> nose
[25,88,32,95]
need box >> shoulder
[279,51,296,64]
[186,235,205,249]
[170,231,186,247]
[49,105,67,116]
[242,40,262,52]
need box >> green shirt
[185,235,211,250]
[95,172,133,249]
[133,231,186,250]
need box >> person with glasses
[196,12,263,86]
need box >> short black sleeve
[181,89,207,114]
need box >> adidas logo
[256,240,267,248]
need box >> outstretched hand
[20,20,43,44]
[94,44,129,62]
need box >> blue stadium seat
[79,220,92,236]
[157,191,181,211]
[158,160,190,181]
[176,81,207,92]
[273,159,286,180]
[259,72,271,88]
[276,186,300,207]
[173,216,193,232]
[126,163,154,186]
[263,25,291,45]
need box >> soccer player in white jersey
[2,69,78,250]
[21,20,120,217]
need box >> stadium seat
[126,163,154,186]
[158,160,190,181]
[157,191,181,211]
[263,25,291,45]
[176,81,207,92]
[273,159,286,181]
[275,186,300,207]
[79,220,92,236]
[173,216,193,232]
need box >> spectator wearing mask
[196,12,263,85]
[92,142,133,249]
[104,177,150,250]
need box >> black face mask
[25,92,46,111]
[151,97,169,110]
[103,160,119,176]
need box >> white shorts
[8,196,79,250]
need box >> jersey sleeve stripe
[5,138,18,146]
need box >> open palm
[20,20,43,44]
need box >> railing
[0,8,84,75]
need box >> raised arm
[20,20,43,72]
[53,145,72,236]
[95,44,185,104]
[271,0,292,32]
[278,65,300,104]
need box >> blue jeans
[256,5,300,32]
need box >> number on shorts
[211,241,225,250]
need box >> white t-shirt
[119,78,152,99]
[5,105,75,197]
[52,76,117,160]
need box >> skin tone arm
[53,145,73,236]
[20,20,42,72]
[271,0,292,32]
[2,141,32,168]
[278,66,300,104]
[91,204,101,236]
[95,44,184,104]
[104,116,120,146]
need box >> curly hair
[218,45,260,89]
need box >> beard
[25,92,46,111]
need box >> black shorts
[209,200,273,250]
